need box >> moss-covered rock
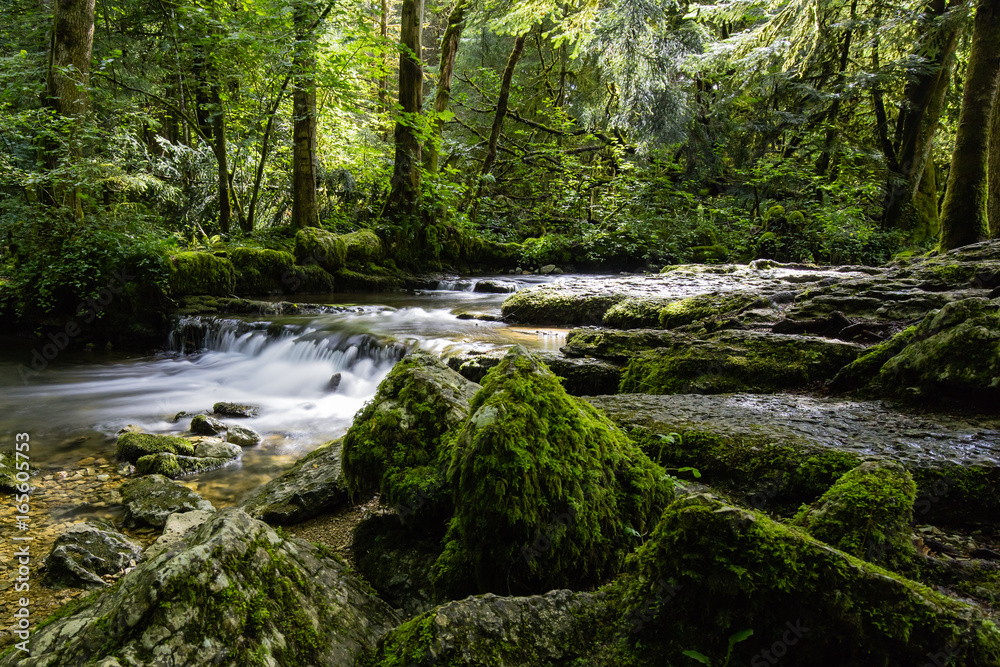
[602,297,674,329]
[167,251,236,296]
[294,227,347,273]
[433,346,673,596]
[115,431,195,462]
[879,297,1000,406]
[829,325,917,393]
[290,263,336,293]
[447,351,623,396]
[118,474,215,528]
[625,494,1000,666]
[135,452,235,477]
[501,288,627,325]
[341,229,383,265]
[368,589,608,667]
[190,414,226,436]
[342,352,479,525]
[42,520,143,589]
[333,267,403,292]
[241,438,348,524]
[657,292,757,329]
[792,460,917,570]
[2,509,398,667]
[230,247,295,295]
[618,330,862,394]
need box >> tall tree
[939,0,1000,250]
[882,0,965,239]
[990,72,1000,237]
[479,32,526,181]
[292,0,320,229]
[426,0,468,173]
[386,0,424,220]
[44,0,96,218]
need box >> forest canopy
[1,0,999,319]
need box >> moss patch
[602,297,674,329]
[625,494,1000,665]
[134,452,233,477]
[334,268,403,292]
[115,432,195,462]
[294,228,347,273]
[829,325,917,393]
[434,346,673,596]
[792,460,917,571]
[167,252,236,296]
[230,247,295,295]
[501,289,627,325]
[341,229,383,266]
[657,292,756,329]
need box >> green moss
[290,264,336,293]
[134,452,231,477]
[333,268,402,292]
[115,432,195,462]
[619,331,860,394]
[341,229,383,266]
[829,325,917,393]
[792,460,917,571]
[657,293,756,329]
[342,352,474,524]
[602,298,674,329]
[294,228,347,273]
[230,247,295,295]
[434,346,673,596]
[625,494,1000,665]
[167,252,236,296]
[501,290,627,326]
[930,262,978,285]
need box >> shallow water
[0,278,576,505]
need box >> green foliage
[167,251,236,296]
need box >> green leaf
[682,650,712,665]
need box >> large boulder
[342,351,479,524]
[370,589,607,666]
[167,252,236,297]
[226,424,261,447]
[792,460,917,570]
[2,508,399,667]
[42,521,143,589]
[241,439,348,524]
[115,432,195,462]
[624,494,1000,666]
[190,414,226,436]
[433,346,673,596]
[135,452,235,477]
[230,247,295,295]
[352,515,441,618]
[119,474,215,528]
[879,297,1000,406]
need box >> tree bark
[883,0,964,235]
[989,71,1000,237]
[292,0,319,229]
[212,84,233,234]
[386,0,424,220]
[939,0,1000,250]
[479,33,527,180]
[426,0,467,172]
[44,0,96,217]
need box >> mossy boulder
[792,460,917,570]
[135,452,234,477]
[618,330,863,394]
[625,494,1000,666]
[657,292,757,329]
[230,247,295,295]
[829,325,918,393]
[190,414,226,436]
[1,509,398,667]
[341,229,383,265]
[501,288,627,325]
[115,432,196,462]
[602,297,674,329]
[294,227,347,273]
[118,474,215,528]
[290,263,336,293]
[241,438,348,524]
[342,351,479,525]
[433,346,673,596]
[879,297,1000,406]
[333,267,402,292]
[167,251,236,296]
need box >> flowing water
[0,278,573,506]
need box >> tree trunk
[44,0,96,218]
[386,0,424,220]
[883,0,964,234]
[426,0,467,172]
[989,71,1000,237]
[939,0,1000,250]
[212,84,233,234]
[479,33,527,180]
[292,0,319,229]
